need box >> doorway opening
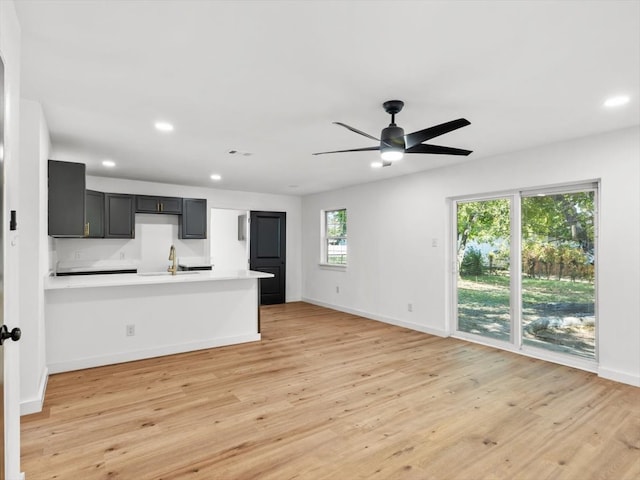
[209,208,250,272]
[209,208,286,305]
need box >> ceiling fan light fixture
[380,149,403,162]
[380,123,405,162]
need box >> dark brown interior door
[249,211,286,305]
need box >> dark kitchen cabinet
[179,198,207,239]
[135,195,182,214]
[85,190,105,238]
[48,160,86,237]
[105,193,135,238]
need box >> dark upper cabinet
[179,198,207,239]
[48,160,86,237]
[135,195,182,214]
[105,193,135,238]
[85,190,105,238]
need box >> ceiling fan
[313,100,472,167]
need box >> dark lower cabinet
[48,160,86,237]
[105,194,135,238]
[179,198,207,239]
[85,190,105,238]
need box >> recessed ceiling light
[102,160,116,168]
[371,161,383,169]
[210,174,222,181]
[154,121,174,132]
[603,95,630,108]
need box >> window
[323,209,347,265]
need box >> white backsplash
[136,214,205,271]
[54,213,207,272]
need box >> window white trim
[318,263,347,270]
[321,208,347,266]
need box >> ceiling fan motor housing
[381,125,406,150]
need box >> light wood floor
[22,302,640,479]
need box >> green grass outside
[457,274,595,358]
[458,274,594,306]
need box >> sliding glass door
[454,184,597,363]
[521,190,596,359]
[456,198,512,342]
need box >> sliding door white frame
[449,181,599,373]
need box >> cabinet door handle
[84,222,90,237]
[160,202,164,212]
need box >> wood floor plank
[21,302,640,479]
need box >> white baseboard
[598,366,640,387]
[20,367,49,416]
[302,297,448,338]
[48,334,261,374]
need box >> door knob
[0,325,21,345]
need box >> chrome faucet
[168,244,177,275]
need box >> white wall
[210,208,248,271]
[18,100,50,416]
[301,127,640,387]
[0,0,22,477]
[71,176,303,301]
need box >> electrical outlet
[126,325,135,336]
[119,251,125,260]
[408,303,413,312]
[74,251,81,259]
[431,238,439,247]
[336,285,340,294]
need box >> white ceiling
[15,0,640,196]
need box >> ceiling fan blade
[333,122,380,142]
[405,143,472,156]
[405,118,471,149]
[312,146,380,155]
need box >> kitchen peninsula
[45,269,273,373]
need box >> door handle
[0,325,21,345]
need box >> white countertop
[45,269,273,290]
[56,259,140,274]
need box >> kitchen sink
[137,271,201,276]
